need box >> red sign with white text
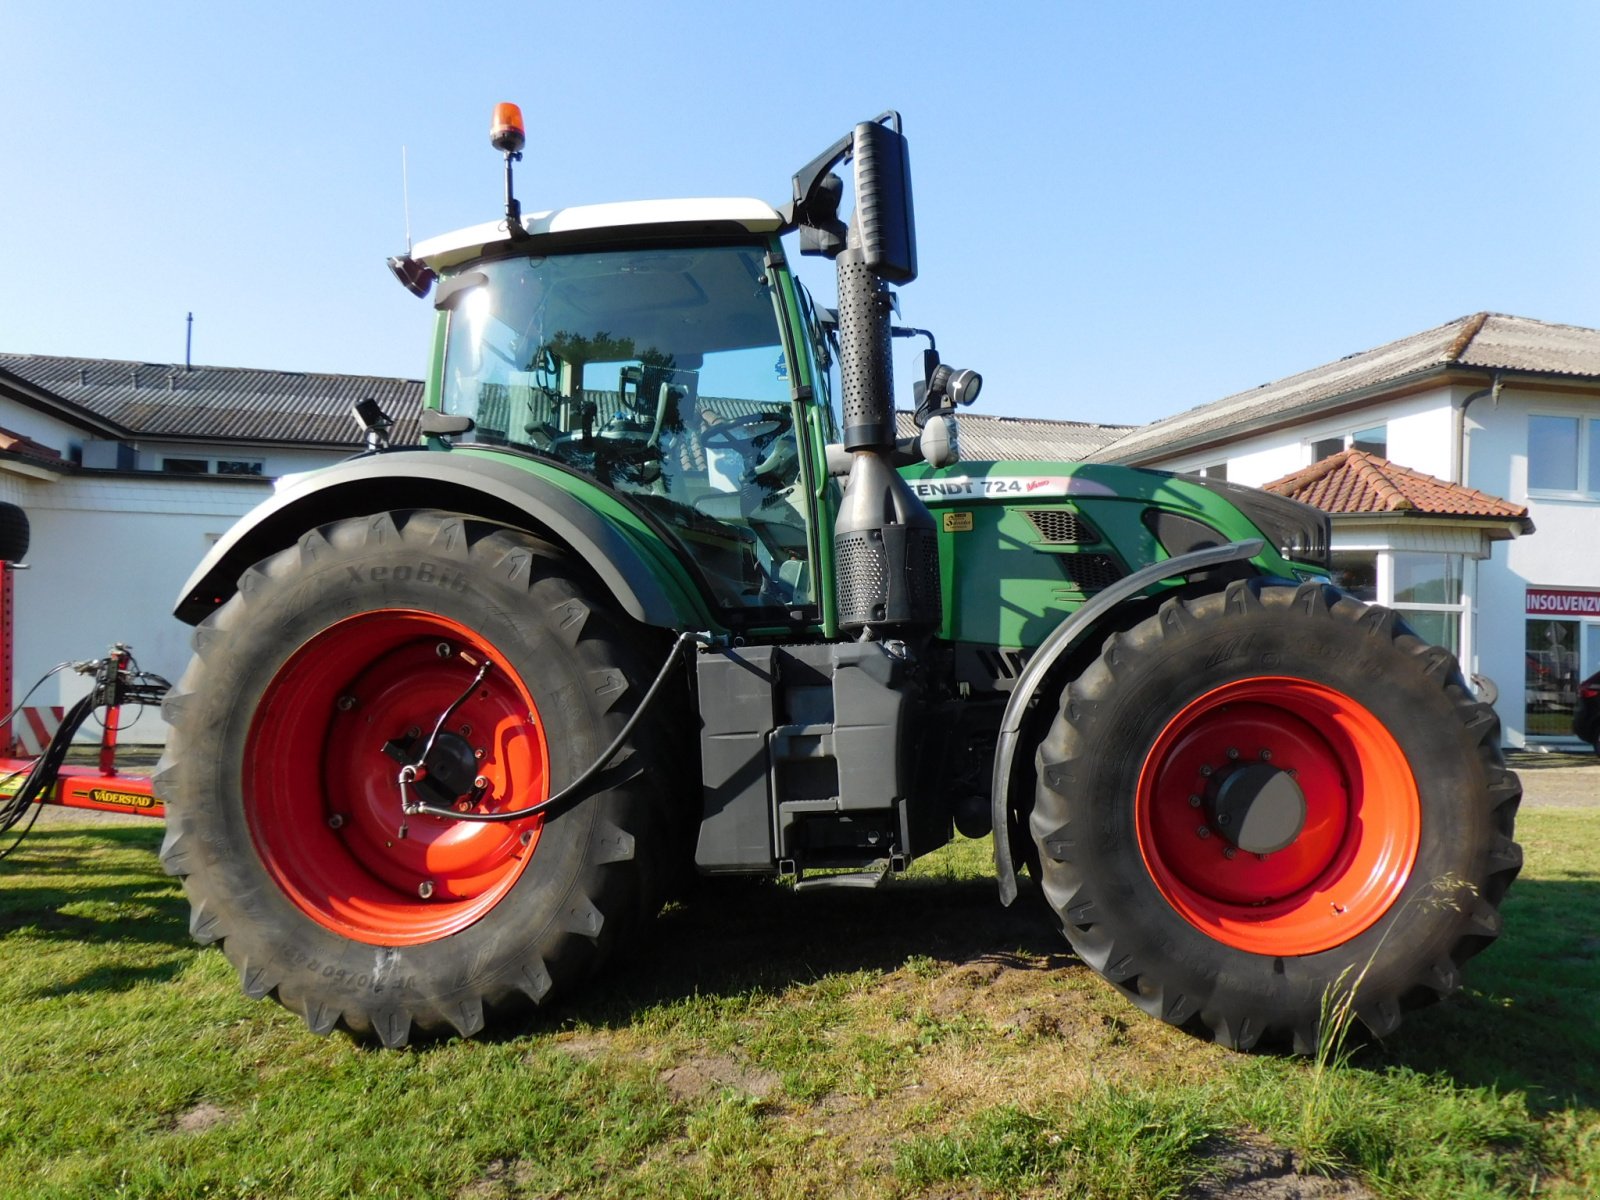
[1525,588,1600,617]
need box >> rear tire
[156,510,672,1046]
[1030,579,1521,1051]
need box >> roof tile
[1263,450,1531,525]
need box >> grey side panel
[989,539,1265,905]
[173,451,680,627]
[694,648,779,872]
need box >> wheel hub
[1211,763,1306,855]
[1134,677,1421,955]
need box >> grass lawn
[1,809,1596,1199]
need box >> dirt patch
[550,1033,611,1060]
[173,1102,229,1135]
[453,1156,536,1200]
[659,1053,780,1102]
[1508,752,1599,809]
[1186,1136,1373,1199]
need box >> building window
[1331,550,1377,602]
[1309,424,1387,464]
[1528,414,1600,495]
[1187,463,1229,481]
[1525,619,1581,737]
[1331,549,1462,652]
[1350,425,1387,456]
[1391,551,1463,654]
[1523,591,1600,741]
[161,457,266,476]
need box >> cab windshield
[439,245,813,610]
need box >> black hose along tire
[155,510,673,1047]
[1030,579,1522,1052]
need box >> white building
[0,355,421,742]
[1090,312,1600,748]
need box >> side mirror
[851,120,917,284]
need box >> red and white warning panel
[8,706,64,756]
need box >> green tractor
[158,108,1520,1051]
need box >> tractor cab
[419,227,822,614]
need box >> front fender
[174,450,695,628]
[990,538,1265,906]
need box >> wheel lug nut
[1226,747,1240,760]
[1217,813,1230,825]
[407,726,421,740]
[474,748,486,761]
[336,695,357,712]
[418,880,435,899]
[436,643,453,658]
[1188,794,1202,808]
[519,830,534,847]
[1199,765,1214,778]
[327,813,345,830]
[1196,826,1211,839]
[473,775,490,790]
[1224,847,1237,860]
[1259,748,1272,761]
[459,724,472,737]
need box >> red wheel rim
[245,610,548,945]
[1135,677,1419,955]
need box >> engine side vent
[1059,553,1124,594]
[1023,508,1098,545]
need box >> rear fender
[174,450,690,628]
[990,538,1264,905]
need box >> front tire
[157,511,671,1046]
[1030,580,1521,1051]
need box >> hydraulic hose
[401,629,699,824]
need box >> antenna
[401,145,413,255]
[185,312,193,371]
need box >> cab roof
[413,198,786,271]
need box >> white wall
[1155,384,1455,486]
[134,441,345,478]
[12,475,270,742]
[0,402,93,461]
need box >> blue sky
[3,2,1597,428]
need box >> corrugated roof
[1263,449,1532,530]
[1091,313,1600,465]
[0,352,1131,461]
[896,411,1132,461]
[0,353,423,446]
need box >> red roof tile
[1263,450,1530,525]
[0,425,63,462]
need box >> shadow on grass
[510,874,1074,1036]
[0,823,191,994]
[1363,876,1600,1111]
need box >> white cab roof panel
[413,198,784,270]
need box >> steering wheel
[701,411,786,449]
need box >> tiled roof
[0,353,423,446]
[1092,313,1600,464]
[897,411,1132,462]
[0,425,62,462]
[1263,450,1532,530]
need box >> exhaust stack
[798,117,939,635]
